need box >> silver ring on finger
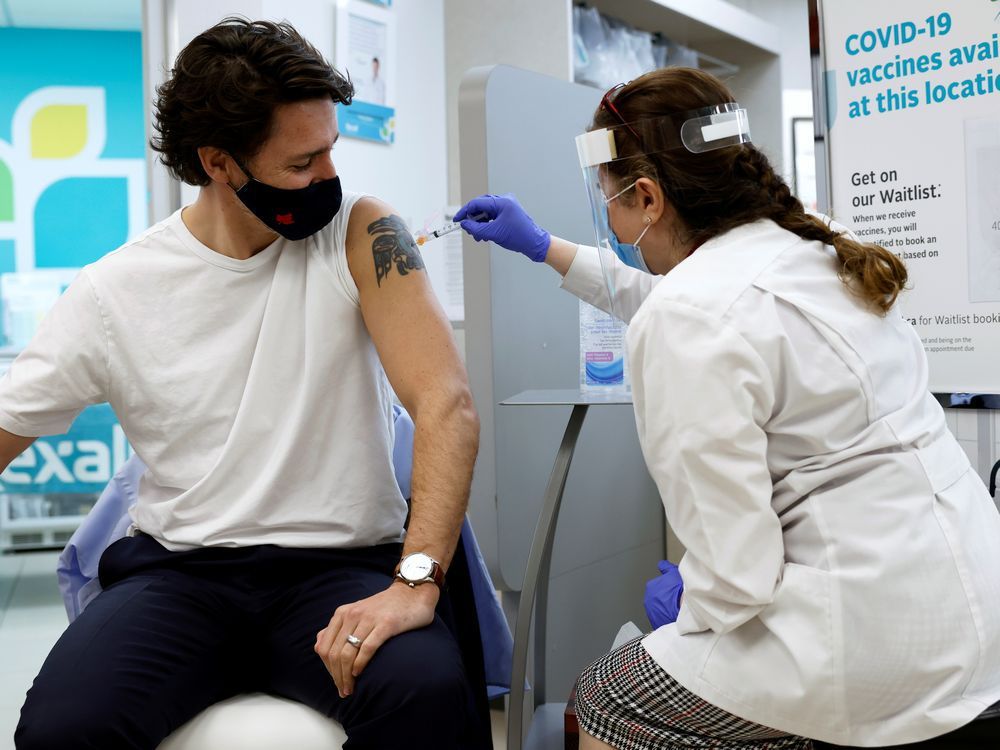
[346,633,363,648]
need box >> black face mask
[231,158,343,241]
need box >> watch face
[400,554,434,580]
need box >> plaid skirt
[574,638,814,750]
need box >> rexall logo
[0,404,133,494]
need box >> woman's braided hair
[594,68,907,314]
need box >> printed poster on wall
[336,0,396,144]
[820,0,1000,392]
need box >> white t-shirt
[0,192,407,550]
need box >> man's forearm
[402,388,479,572]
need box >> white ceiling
[0,0,142,30]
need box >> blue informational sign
[0,403,131,496]
[819,1,1000,392]
[340,100,396,144]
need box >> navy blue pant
[15,535,482,749]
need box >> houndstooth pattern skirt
[574,637,814,750]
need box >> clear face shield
[574,102,751,318]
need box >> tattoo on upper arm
[368,214,425,287]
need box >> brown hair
[151,17,354,186]
[594,68,907,315]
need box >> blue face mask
[608,222,652,272]
[603,182,652,272]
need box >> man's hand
[314,581,440,698]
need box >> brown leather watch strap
[427,561,445,588]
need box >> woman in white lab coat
[456,68,1000,749]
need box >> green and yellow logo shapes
[0,159,12,222]
[30,105,89,159]
[0,157,14,273]
[0,28,146,280]
[0,84,144,274]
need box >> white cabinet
[444,0,785,201]
[588,0,783,165]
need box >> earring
[644,216,651,224]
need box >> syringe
[415,212,488,246]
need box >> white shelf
[0,526,77,551]
[0,494,92,552]
[1,515,87,531]
[586,0,781,57]
[575,0,785,169]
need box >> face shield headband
[574,102,751,318]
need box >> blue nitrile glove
[644,560,684,629]
[454,193,551,262]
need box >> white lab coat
[560,219,1000,746]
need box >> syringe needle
[415,212,488,246]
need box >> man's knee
[341,624,477,746]
[16,676,171,750]
[16,689,125,750]
[363,624,470,704]
[16,717,90,750]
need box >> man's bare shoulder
[345,197,425,290]
[345,196,398,251]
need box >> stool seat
[157,693,347,750]
[813,703,1000,749]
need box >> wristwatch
[394,552,445,588]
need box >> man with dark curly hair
[7,18,485,750]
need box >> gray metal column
[459,65,665,709]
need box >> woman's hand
[455,194,551,262]
[644,560,684,628]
